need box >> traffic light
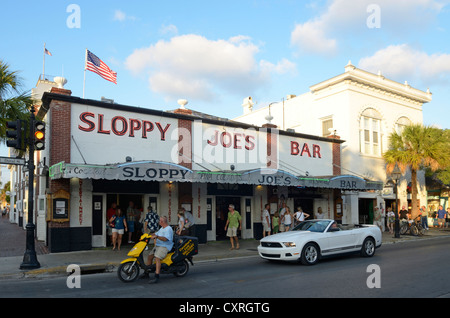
[6,120,23,150]
[34,120,45,151]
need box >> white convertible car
[258,219,382,265]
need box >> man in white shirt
[262,204,271,237]
[148,216,173,284]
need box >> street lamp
[391,164,402,238]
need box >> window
[360,108,382,156]
[322,118,334,137]
[395,117,411,134]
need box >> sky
[2,0,450,185]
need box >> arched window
[395,116,411,134]
[360,108,382,156]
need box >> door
[215,196,241,240]
[323,228,356,255]
[206,196,215,241]
[92,194,105,247]
[241,197,252,239]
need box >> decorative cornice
[310,62,432,105]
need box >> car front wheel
[300,243,320,265]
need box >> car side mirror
[328,227,340,232]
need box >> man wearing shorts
[437,206,447,228]
[147,216,173,284]
[225,204,242,250]
[262,204,271,237]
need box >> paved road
[1,237,449,300]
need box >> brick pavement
[0,215,48,257]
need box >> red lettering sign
[78,112,171,141]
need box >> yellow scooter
[117,233,198,283]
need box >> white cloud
[291,20,337,56]
[125,34,296,102]
[159,24,178,36]
[290,0,447,55]
[113,9,137,22]
[358,44,450,84]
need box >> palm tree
[0,60,33,153]
[384,124,450,219]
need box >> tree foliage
[384,124,450,219]
[0,60,33,154]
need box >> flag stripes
[85,50,117,84]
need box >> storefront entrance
[103,193,146,246]
[215,196,242,240]
[359,198,374,224]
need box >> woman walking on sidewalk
[110,207,128,251]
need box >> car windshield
[292,220,331,233]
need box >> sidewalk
[1,216,449,280]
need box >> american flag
[45,48,52,56]
[85,50,117,84]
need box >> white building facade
[235,62,432,226]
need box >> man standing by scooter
[147,216,173,284]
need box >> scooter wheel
[117,261,140,283]
[173,260,189,277]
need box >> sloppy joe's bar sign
[71,104,178,165]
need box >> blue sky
[2,0,450,184]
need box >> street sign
[0,156,25,165]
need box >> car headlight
[283,242,296,248]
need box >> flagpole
[42,43,46,80]
[83,48,87,98]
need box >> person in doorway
[147,216,174,284]
[262,204,271,237]
[315,207,325,219]
[225,204,242,250]
[110,206,127,251]
[282,206,293,231]
[143,206,160,234]
[184,209,196,237]
[294,206,310,227]
[126,201,136,244]
[106,202,117,245]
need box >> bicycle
[399,216,424,236]
[410,216,425,236]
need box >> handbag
[109,215,116,228]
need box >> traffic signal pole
[20,105,40,269]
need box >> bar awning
[49,161,383,190]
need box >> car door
[323,228,356,255]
